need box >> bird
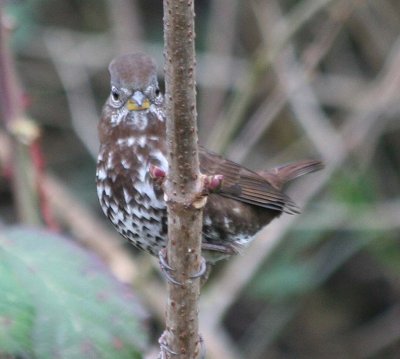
[96,52,323,268]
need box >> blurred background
[1,0,400,358]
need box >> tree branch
[0,10,43,226]
[161,1,203,358]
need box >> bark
[161,1,203,359]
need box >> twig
[199,0,239,136]
[274,47,344,163]
[297,200,400,231]
[43,30,100,158]
[226,0,354,163]
[162,1,203,358]
[18,28,247,92]
[105,0,144,53]
[206,0,338,152]
[0,10,42,225]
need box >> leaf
[0,251,34,357]
[0,226,149,358]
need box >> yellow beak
[126,98,150,111]
[126,91,151,111]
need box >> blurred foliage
[5,0,43,48]
[0,227,148,358]
[250,229,377,300]
[330,170,377,205]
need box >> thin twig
[226,0,355,163]
[199,0,239,136]
[105,0,144,53]
[162,1,203,358]
[44,31,100,158]
[0,10,42,225]
[206,0,339,152]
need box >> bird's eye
[111,88,120,102]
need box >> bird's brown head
[99,53,164,142]
[109,53,157,93]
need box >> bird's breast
[96,139,168,255]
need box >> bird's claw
[158,249,208,285]
[158,247,174,271]
[158,331,205,359]
[190,256,207,279]
[158,331,178,358]
[158,248,182,286]
[198,335,206,359]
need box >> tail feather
[259,159,324,190]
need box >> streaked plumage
[96,53,323,263]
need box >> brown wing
[199,147,299,214]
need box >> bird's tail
[259,159,324,190]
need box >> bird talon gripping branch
[158,248,182,286]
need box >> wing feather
[199,147,299,214]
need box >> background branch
[0,10,42,225]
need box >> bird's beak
[126,91,150,111]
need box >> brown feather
[199,147,299,214]
[258,159,324,190]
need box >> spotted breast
[96,52,324,263]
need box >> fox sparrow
[96,53,323,265]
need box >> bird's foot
[198,335,206,359]
[158,248,208,285]
[158,248,181,286]
[190,256,207,279]
[158,331,178,358]
[158,331,206,359]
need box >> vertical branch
[162,1,203,358]
[0,10,42,226]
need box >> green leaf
[0,251,34,357]
[0,226,149,358]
